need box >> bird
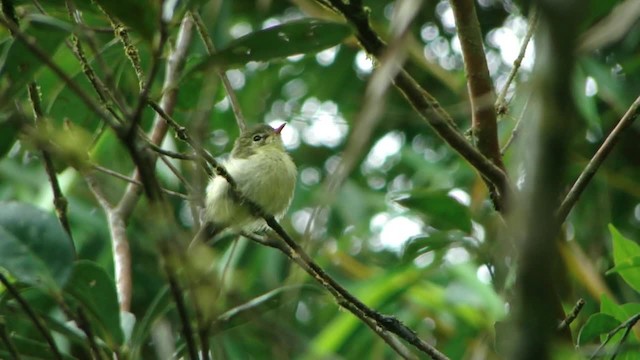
[194,123,297,246]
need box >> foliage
[0,0,639,359]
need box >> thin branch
[450,0,504,167]
[589,313,640,360]
[303,0,417,243]
[557,298,585,331]
[117,14,194,219]
[191,11,247,132]
[318,0,512,210]
[556,94,640,223]
[27,75,75,250]
[163,259,199,360]
[495,8,538,115]
[74,307,108,360]
[91,164,190,200]
[0,321,20,360]
[160,109,446,359]
[0,273,63,360]
[500,96,530,155]
[0,16,121,131]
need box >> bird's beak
[274,123,286,135]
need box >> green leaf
[395,189,472,232]
[93,0,159,42]
[0,113,18,158]
[0,14,71,96]
[578,313,620,346]
[130,286,172,357]
[607,256,640,275]
[192,19,352,71]
[609,224,640,292]
[211,285,320,334]
[0,202,74,290]
[64,260,124,347]
[401,231,458,260]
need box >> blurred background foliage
[0,0,639,359]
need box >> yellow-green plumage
[204,124,296,235]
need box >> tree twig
[495,8,538,115]
[317,0,512,210]
[557,298,585,331]
[191,11,247,132]
[589,313,640,360]
[0,273,63,360]
[556,94,640,223]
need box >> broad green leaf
[607,256,640,275]
[0,202,74,290]
[192,19,352,71]
[395,189,472,232]
[0,14,71,95]
[93,0,159,42]
[577,313,619,346]
[64,260,124,346]
[401,231,459,260]
[609,224,640,292]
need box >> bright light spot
[324,155,342,173]
[287,54,304,62]
[230,22,252,38]
[365,131,404,169]
[429,37,450,58]
[300,167,321,186]
[370,212,390,232]
[316,45,339,67]
[472,222,485,242]
[268,120,299,149]
[477,265,492,284]
[585,76,598,97]
[448,188,470,206]
[634,204,640,222]
[489,28,520,63]
[301,101,348,147]
[436,1,455,32]
[283,79,308,99]
[420,22,439,42]
[444,247,470,264]
[225,69,245,90]
[450,35,462,55]
[291,208,313,233]
[355,50,374,74]
[295,301,311,322]
[261,18,281,29]
[301,97,320,115]
[414,252,435,268]
[215,96,229,112]
[380,216,423,250]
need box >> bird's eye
[252,134,262,142]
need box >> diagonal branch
[317,0,512,210]
[153,106,448,360]
[556,94,640,223]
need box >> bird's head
[231,123,287,158]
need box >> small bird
[196,123,297,244]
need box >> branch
[27,70,74,250]
[589,313,640,360]
[159,109,448,359]
[116,14,194,219]
[556,94,640,223]
[495,8,538,115]
[557,298,585,331]
[318,0,512,210]
[450,0,504,168]
[0,273,63,360]
[191,11,247,132]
